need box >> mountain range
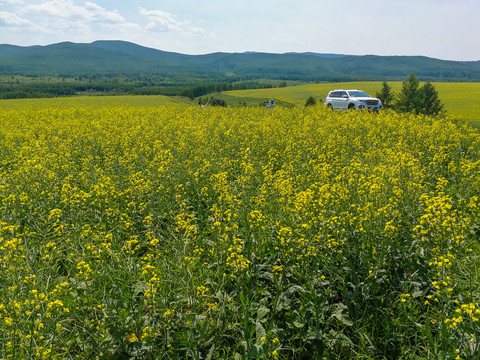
[1,40,480,81]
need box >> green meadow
[0,94,183,109]
[222,82,480,120]
[1,82,479,122]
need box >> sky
[0,0,479,61]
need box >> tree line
[376,73,444,115]
[0,76,277,100]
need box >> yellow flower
[126,333,138,343]
[163,309,174,318]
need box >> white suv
[324,89,382,111]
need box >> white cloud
[21,0,125,23]
[190,27,207,35]
[2,0,478,60]
[1,0,136,43]
[0,11,30,25]
[22,0,85,18]
[84,2,124,23]
[139,8,185,32]
[0,0,24,4]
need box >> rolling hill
[1,40,480,81]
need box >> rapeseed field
[0,105,479,359]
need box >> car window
[348,91,369,97]
[339,91,348,98]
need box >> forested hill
[1,40,480,81]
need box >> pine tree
[396,73,422,113]
[419,81,444,115]
[375,81,395,109]
[305,96,316,107]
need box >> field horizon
[2,81,479,122]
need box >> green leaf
[199,318,209,337]
[133,281,147,295]
[257,305,270,321]
[293,319,305,328]
[256,321,266,343]
[206,344,215,360]
[249,344,264,357]
[412,290,423,298]
[275,292,291,311]
[126,341,147,357]
[306,331,323,340]
[286,284,304,295]
[331,303,353,326]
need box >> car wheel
[348,104,356,110]
[327,104,333,111]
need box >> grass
[2,81,479,124]
[0,104,479,359]
[0,94,183,109]
[222,81,480,121]
[434,82,480,122]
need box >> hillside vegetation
[1,40,480,81]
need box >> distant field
[223,81,480,120]
[434,82,480,120]
[1,82,479,122]
[0,94,183,109]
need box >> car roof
[331,89,364,91]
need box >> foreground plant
[0,105,478,359]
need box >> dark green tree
[305,96,317,107]
[210,98,226,107]
[395,73,422,113]
[375,81,395,109]
[419,81,444,115]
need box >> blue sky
[1,0,479,61]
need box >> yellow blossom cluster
[0,104,479,358]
